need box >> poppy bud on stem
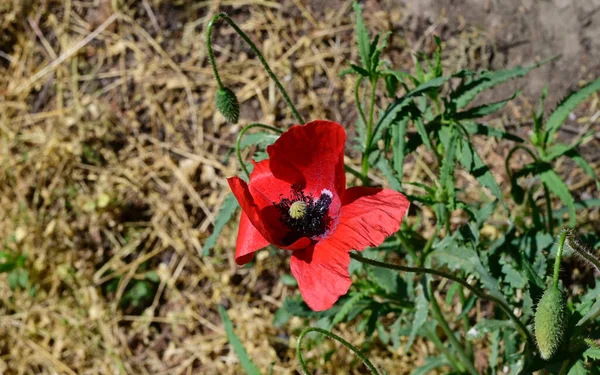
[534,229,568,360]
[206,13,304,124]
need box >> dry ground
[0,1,598,374]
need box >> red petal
[267,120,346,198]
[290,243,351,311]
[228,160,312,250]
[235,211,270,265]
[326,187,410,251]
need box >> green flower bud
[534,286,567,360]
[215,87,239,124]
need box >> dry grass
[0,1,598,374]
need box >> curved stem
[236,123,283,178]
[349,252,534,345]
[206,13,305,124]
[504,145,539,181]
[553,229,567,287]
[428,281,478,375]
[296,327,380,375]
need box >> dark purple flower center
[275,185,333,240]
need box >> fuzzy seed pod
[215,87,240,123]
[534,286,566,360]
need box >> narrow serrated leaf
[451,58,553,110]
[376,157,403,191]
[410,356,447,375]
[353,1,371,72]
[202,194,239,256]
[462,121,524,142]
[392,116,410,181]
[565,149,600,189]
[539,169,576,227]
[546,76,600,140]
[454,92,518,120]
[406,284,429,351]
[459,139,505,206]
[218,306,261,375]
[583,346,600,361]
[577,298,600,327]
[332,292,366,326]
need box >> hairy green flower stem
[553,229,568,287]
[428,281,478,375]
[236,123,282,179]
[564,229,600,271]
[206,13,305,125]
[349,252,534,346]
[296,327,380,375]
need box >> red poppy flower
[228,120,410,311]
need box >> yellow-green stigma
[289,201,307,219]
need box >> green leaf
[375,157,403,191]
[410,356,447,375]
[349,63,370,77]
[413,116,433,151]
[371,31,391,72]
[439,126,459,200]
[461,121,523,142]
[583,346,600,361]
[331,292,367,326]
[539,169,576,227]
[202,193,239,256]
[218,305,261,375]
[273,306,292,328]
[8,270,19,290]
[567,360,588,375]
[454,92,518,120]
[459,138,504,205]
[546,76,600,141]
[0,252,16,273]
[353,1,371,72]
[369,266,400,294]
[18,269,29,289]
[450,58,553,110]
[576,298,600,327]
[501,262,526,289]
[280,274,297,286]
[239,132,279,149]
[283,296,339,318]
[406,284,429,351]
[392,115,410,181]
[565,149,600,189]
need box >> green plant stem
[504,145,539,181]
[236,123,283,179]
[349,252,534,345]
[206,13,304,124]
[458,288,473,359]
[423,324,463,372]
[361,78,377,182]
[553,229,567,287]
[544,183,554,234]
[296,327,380,375]
[355,77,368,127]
[428,281,477,375]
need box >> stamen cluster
[275,186,333,240]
